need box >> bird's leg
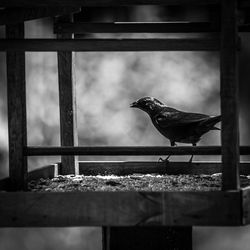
[189,143,196,163]
[159,141,176,162]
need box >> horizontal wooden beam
[54,22,219,34]
[54,22,250,34]
[25,146,250,156]
[0,190,241,227]
[0,38,219,51]
[0,7,80,25]
[78,161,250,176]
[0,0,219,7]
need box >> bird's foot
[188,155,194,163]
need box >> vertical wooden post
[57,14,78,175]
[103,226,192,250]
[220,0,240,190]
[6,23,27,190]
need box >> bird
[130,96,221,162]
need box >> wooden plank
[220,0,240,190]
[0,190,241,227]
[242,187,250,225]
[78,161,250,176]
[102,226,192,250]
[57,15,78,175]
[0,38,220,51]
[27,164,59,181]
[0,7,80,25]
[25,146,250,156]
[54,21,219,34]
[0,0,219,7]
[6,23,27,191]
[54,22,250,34]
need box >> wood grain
[54,22,219,34]
[6,23,27,191]
[0,38,220,51]
[0,0,219,7]
[220,0,240,190]
[25,146,250,156]
[0,7,80,25]
[57,15,78,175]
[0,190,241,227]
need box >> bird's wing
[155,110,209,128]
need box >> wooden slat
[0,190,241,227]
[57,15,78,175]
[0,38,220,51]
[103,226,192,250]
[54,22,219,34]
[6,23,27,191]
[25,146,250,156]
[54,22,250,34]
[0,0,219,7]
[78,161,250,176]
[242,187,250,225]
[220,0,240,190]
[0,7,80,25]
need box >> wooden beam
[0,190,241,227]
[102,226,192,250]
[220,0,240,190]
[54,22,219,34]
[0,0,219,7]
[0,7,80,25]
[57,15,78,175]
[0,38,220,51]
[25,146,250,156]
[6,23,27,191]
[54,22,250,34]
[242,187,250,225]
[78,161,250,176]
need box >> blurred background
[0,5,250,250]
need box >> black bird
[130,97,221,162]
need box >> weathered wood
[103,226,192,250]
[0,0,219,7]
[54,21,219,34]
[28,164,59,181]
[78,161,250,176]
[6,23,27,191]
[0,38,220,51]
[242,187,250,225]
[57,15,78,175]
[0,190,241,227]
[54,22,250,34]
[0,7,80,25]
[25,146,250,156]
[220,0,240,190]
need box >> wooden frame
[0,0,249,245]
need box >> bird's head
[130,97,165,115]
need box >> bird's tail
[200,115,221,130]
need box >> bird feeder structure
[0,0,250,249]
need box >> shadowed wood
[78,161,250,176]
[0,0,219,7]
[0,38,220,51]
[0,190,241,227]
[242,187,250,225]
[55,22,250,34]
[54,22,219,34]
[0,7,80,25]
[25,146,250,156]
[220,0,240,190]
[6,23,27,191]
[28,164,59,181]
[57,15,78,175]
[103,226,192,250]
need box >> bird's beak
[130,101,138,108]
